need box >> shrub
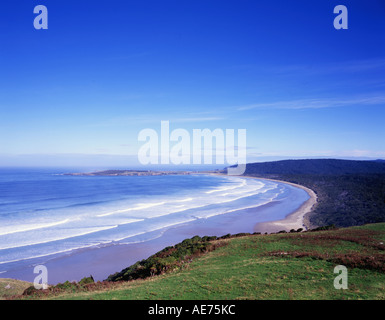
[107,235,222,282]
[22,286,39,296]
[79,276,94,286]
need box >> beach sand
[210,173,318,234]
[250,177,318,234]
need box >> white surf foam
[0,225,118,251]
[0,219,71,236]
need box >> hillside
[232,159,385,228]
[0,279,32,299]
[11,223,385,300]
[241,159,385,176]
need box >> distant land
[63,170,194,176]
[65,159,385,177]
[65,158,385,230]
[229,158,385,176]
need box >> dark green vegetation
[240,159,385,175]
[21,275,96,297]
[281,174,385,228]
[11,223,385,300]
[234,159,385,228]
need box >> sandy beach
[250,177,318,234]
[210,173,318,234]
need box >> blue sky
[0,0,385,167]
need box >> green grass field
[6,223,385,300]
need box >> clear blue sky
[0,0,385,167]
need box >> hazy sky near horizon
[0,0,385,167]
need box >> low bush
[107,235,225,282]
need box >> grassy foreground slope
[0,279,32,299]
[20,222,385,300]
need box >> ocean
[0,167,309,282]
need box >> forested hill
[231,159,385,228]
[242,159,385,176]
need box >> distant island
[63,170,194,177]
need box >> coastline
[249,177,318,233]
[210,173,318,234]
[1,174,317,284]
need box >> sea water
[0,167,309,277]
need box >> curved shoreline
[210,173,318,234]
[244,176,318,233]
